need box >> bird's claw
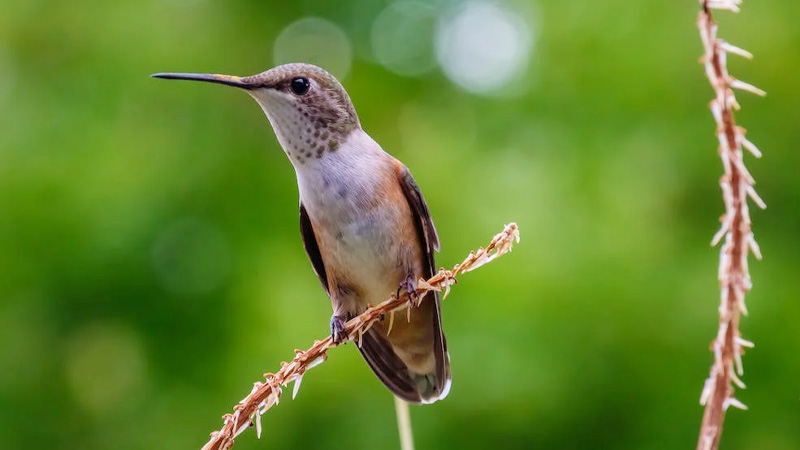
[330,314,348,344]
[399,276,420,307]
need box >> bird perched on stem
[152,63,450,404]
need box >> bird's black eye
[290,77,310,95]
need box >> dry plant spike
[695,1,765,449]
[200,223,520,450]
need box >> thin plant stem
[394,396,415,450]
[694,1,765,449]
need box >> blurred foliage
[1,0,799,449]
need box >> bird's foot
[330,314,349,345]
[398,275,420,307]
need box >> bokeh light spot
[371,2,438,77]
[435,1,534,95]
[65,322,147,416]
[151,219,231,296]
[273,18,353,80]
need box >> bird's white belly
[326,206,403,301]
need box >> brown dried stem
[695,1,765,449]
[200,223,520,450]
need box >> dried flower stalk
[695,1,765,449]
[200,223,520,450]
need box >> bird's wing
[299,203,329,295]
[395,162,450,400]
[398,164,440,257]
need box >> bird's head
[153,63,360,165]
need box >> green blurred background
[1,0,798,449]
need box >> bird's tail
[356,291,450,404]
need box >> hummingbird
[152,63,450,404]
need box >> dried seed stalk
[695,1,765,449]
[200,223,520,450]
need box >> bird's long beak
[150,72,254,89]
